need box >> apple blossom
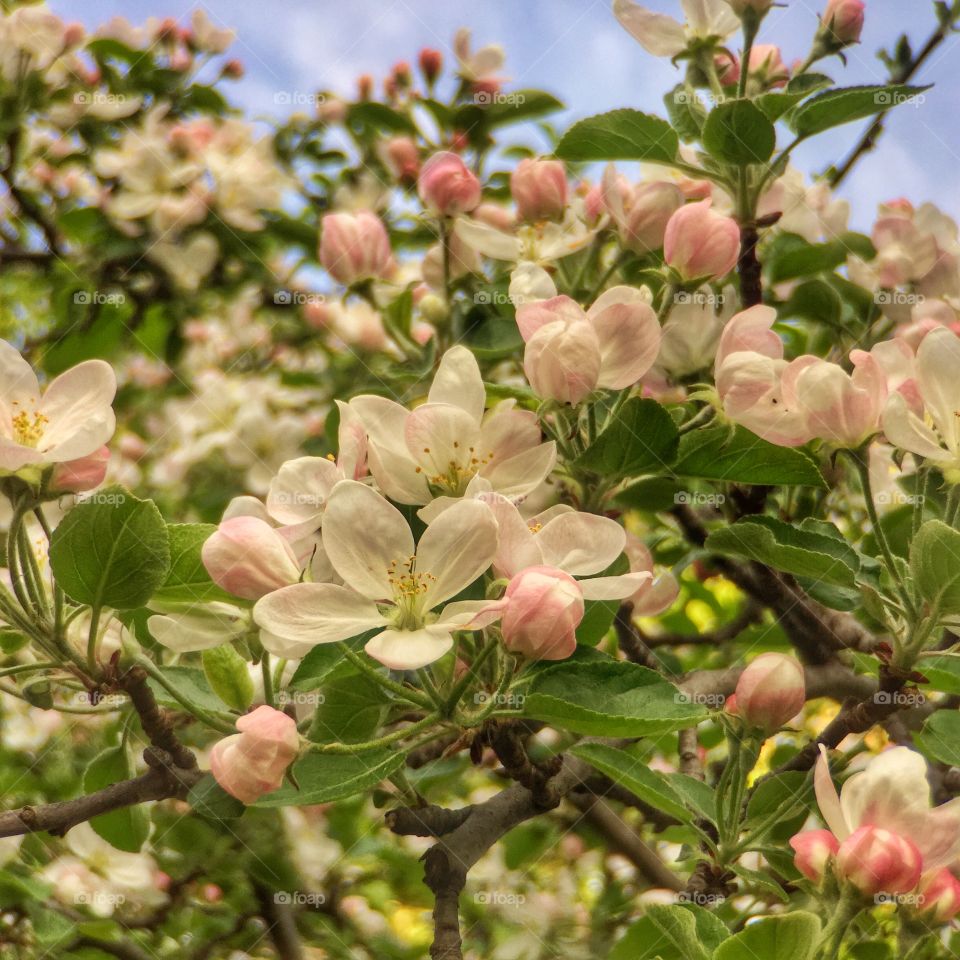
[499,566,585,661]
[789,830,839,884]
[320,211,394,285]
[664,201,741,281]
[602,165,683,253]
[623,535,679,615]
[0,340,117,477]
[201,516,301,600]
[511,158,567,222]
[453,27,506,87]
[419,47,443,84]
[730,652,805,732]
[918,869,960,922]
[418,151,481,216]
[813,745,960,876]
[516,287,661,403]
[613,0,739,58]
[747,44,789,88]
[253,481,500,668]
[148,601,249,653]
[350,346,555,509]
[836,825,923,895]
[209,705,300,804]
[882,327,960,479]
[657,286,734,377]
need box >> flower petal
[916,327,960,455]
[587,286,661,389]
[365,626,453,670]
[814,745,850,840]
[37,359,117,460]
[267,456,342,526]
[253,581,385,658]
[321,482,415,600]
[580,571,651,600]
[536,512,626,575]
[428,346,486,423]
[613,0,686,56]
[417,498,498,608]
[882,392,946,461]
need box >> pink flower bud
[419,48,443,84]
[733,652,805,733]
[319,211,394,286]
[918,869,960,922]
[383,136,419,183]
[715,51,741,86]
[201,516,300,600]
[664,200,741,281]
[210,706,299,804]
[622,182,684,252]
[749,44,789,88]
[418,151,481,216]
[510,158,567,222]
[822,0,865,44]
[836,826,923,895]
[500,566,585,661]
[49,446,110,493]
[790,829,839,884]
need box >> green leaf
[202,645,254,712]
[147,665,229,714]
[911,520,960,615]
[615,476,685,513]
[674,426,825,487]
[702,99,776,165]
[782,278,844,328]
[187,773,246,821]
[570,742,694,824]
[307,664,391,743]
[756,73,832,122]
[766,232,876,283]
[790,84,932,138]
[49,486,170,610]
[83,747,150,853]
[486,90,563,125]
[153,523,231,604]
[575,398,679,480]
[706,516,859,587]
[916,710,960,766]
[346,101,418,134]
[523,660,707,737]
[555,109,679,163]
[254,749,406,806]
[610,903,718,960]
[664,85,707,141]
[714,912,821,960]
[917,655,960,694]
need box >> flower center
[11,404,48,448]
[415,442,494,495]
[387,555,437,628]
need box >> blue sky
[49,0,960,230]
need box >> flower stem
[338,642,433,709]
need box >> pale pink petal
[882,392,946,461]
[587,286,661,389]
[580,571,652,600]
[814,745,850,840]
[365,626,454,670]
[613,0,686,56]
[428,346,486,423]
[481,441,557,502]
[536,512,627,575]
[405,402,481,481]
[516,295,586,342]
[417,498,498,607]
[253,581,386,657]
[321,481,415,600]
[454,215,522,261]
[267,456,342,526]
